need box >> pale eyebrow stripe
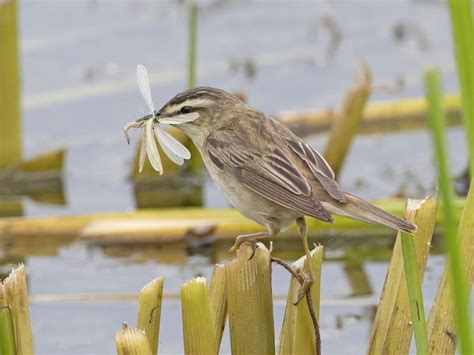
[164,98,213,114]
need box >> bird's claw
[228,239,258,260]
[293,269,313,305]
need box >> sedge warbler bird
[125,79,416,301]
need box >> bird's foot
[228,237,258,259]
[294,268,314,305]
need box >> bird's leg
[228,219,280,258]
[295,217,315,305]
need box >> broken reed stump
[0,264,34,355]
[181,277,217,355]
[136,277,164,355]
[279,245,324,355]
[225,243,275,355]
[208,264,227,353]
[367,196,438,354]
[115,324,152,355]
[323,62,371,178]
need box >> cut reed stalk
[115,324,152,355]
[225,243,275,355]
[425,68,473,355]
[0,306,17,355]
[136,277,164,355]
[209,264,227,353]
[0,264,34,355]
[181,277,216,355]
[447,0,474,178]
[279,245,324,355]
[427,179,474,354]
[367,196,438,355]
[324,62,371,177]
[0,0,21,169]
[280,94,462,137]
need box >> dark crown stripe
[168,87,225,107]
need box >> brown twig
[271,257,321,355]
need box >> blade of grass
[425,68,473,355]
[427,178,474,354]
[447,0,474,178]
[401,200,429,355]
[0,307,16,355]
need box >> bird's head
[157,87,246,139]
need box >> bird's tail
[324,193,417,233]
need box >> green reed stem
[401,233,428,355]
[188,1,197,89]
[425,68,473,355]
[447,0,474,178]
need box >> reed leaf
[136,277,164,355]
[425,68,473,355]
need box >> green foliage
[425,68,473,355]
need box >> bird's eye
[180,106,193,114]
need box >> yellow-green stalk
[1,264,34,355]
[0,0,21,169]
[0,306,17,355]
[447,0,474,178]
[225,243,274,355]
[425,68,473,355]
[367,196,438,354]
[279,245,324,355]
[136,277,164,355]
[181,277,216,355]
[427,179,474,354]
[324,63,371,177]
[209,264,227,353]
[115,324,152,355]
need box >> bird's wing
[285,137,346,203]
[206,130,333,222]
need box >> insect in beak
[122,64,200,174]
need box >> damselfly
[123,65,199,174]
